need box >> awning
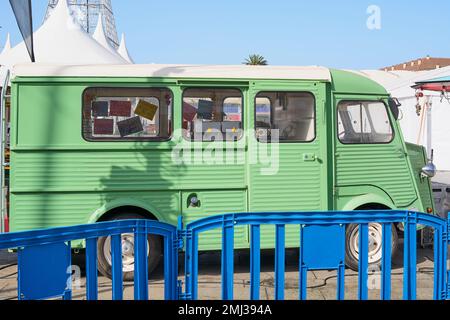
[412,76,450,92]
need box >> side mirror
[422,162,437,178]
[388,97,401,121]
[422,149,437,178]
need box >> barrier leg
[250,225,261,300]
[381,224,392,300]
[358,224,369,300]
[86,238,98,301]
[222,219,235,300]
[134,228,148,301]
[275,225,285,301]
[111,234,123,301]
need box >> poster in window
[135,100,158,121]
[183,102,197,122]
[110,100,132,117]
[92,101,109,117]
[117,116,144,137]
[197,100,213,120]
[93,119,114,135]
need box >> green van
[6,64,434,278]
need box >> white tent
[0,34,12,86]
[0,0,128,69]
[0,34,11,58]
[92,13,122,58]
[118,33,134,64]
[360,67,450,182]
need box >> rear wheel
[345,223,399,271]
[97,213,162,281]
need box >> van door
[248,82,330,248]
[334,96,418,209]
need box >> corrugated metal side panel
[406,143,434,211]
[249,144,324,248]
[11,150,246,193]
[182,191,248,250]
[336,145,417,207]
[10,191,180,232]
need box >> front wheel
[345,223,399,272]
[97,214,162,281]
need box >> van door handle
[303,153,317,162]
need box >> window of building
[83,88,172,141]
[182,88,243,141]
[255,92,315,142]
[337,101,394,144]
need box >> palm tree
[243,54,268,66]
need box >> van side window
[337,101,394,144]
[182,89,243,142]
[82,88,172,141]
[255,92,315,143]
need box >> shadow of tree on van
[98,140,186,281]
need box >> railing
[0,210,448,300]
[182,211,450,301]
[0,219,178,300]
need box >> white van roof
[12,63,332,82]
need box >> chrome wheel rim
[103,234,149,273]
[349,223,384,265]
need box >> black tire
[345,223,399,272]
[97,213,162,281]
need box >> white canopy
[0,0,127,68]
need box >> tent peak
[118,33,134,64]
[0,34,11,56]
[46,0,82,32]
[93,14,117,54]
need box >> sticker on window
[197,100,213,120]
[183,102,197,122]
[110,100,132,117]
[92,101,109,117]
[117,116,144,137]
[93,119,114,135]
[135,100,158,121]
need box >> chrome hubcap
[103,233,149,273]
[349,223,384,265]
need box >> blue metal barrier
[0,220,178,300]
[0,211,448,300]
[182,211,450,301]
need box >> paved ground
[0,242,439,301]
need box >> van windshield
[338,101,394,144]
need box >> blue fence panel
[299,225,346,300]
[0,220,179,301]
[0,210,449,300]
[183,210,450,301]
[18,242,72,300]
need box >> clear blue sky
[1,0,449,69]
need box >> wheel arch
[338,187,396,211]
[88,198,164,223]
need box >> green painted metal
[8,70,434,251]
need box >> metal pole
[0,69,10,233]
[426,96,433,160]
[86,0,90,34]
